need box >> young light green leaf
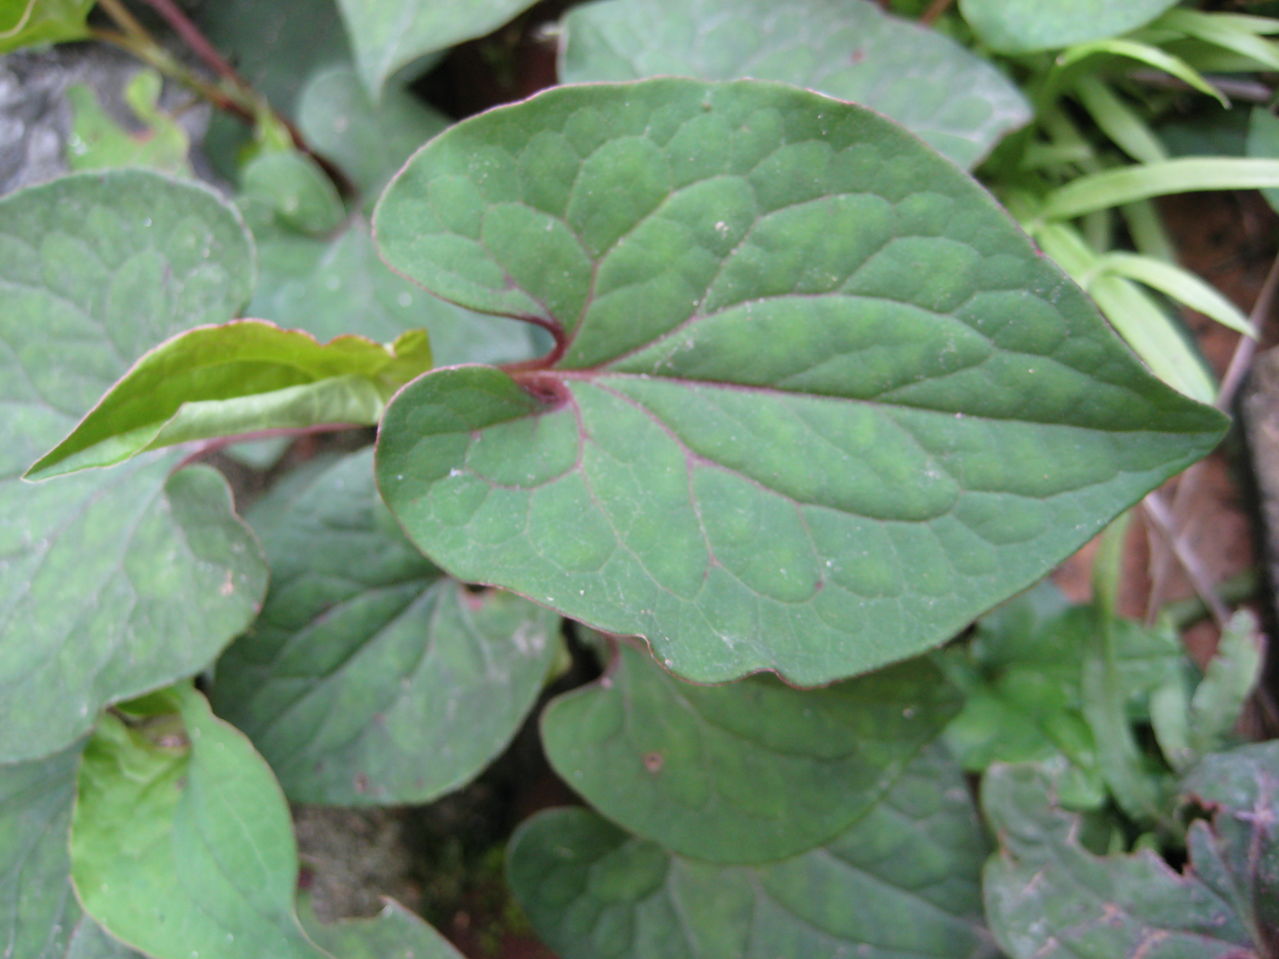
[0,0,94,53]
[70,685,334,959]
[1158,8,1279,72]
[1042,157,1279,220]
[66,71,191,175]
[250,218,541,365]
[984,748,1279,958]
[1247,107,1279,214]
[560,0,1030,169]
[336,0,539,97]
[1056,39,1228,107]
[0,170,268,761]
[299,898,464,959]
[1094,252,1255,337]
[1027,216,1215,401]
[542,641,959,863]
[374,79,1226,685]
[509,744,996,959]
[298,64,450,199]
[26,321,431,480]
[1072,75,1167,164]
[214,449,561,805]
[958,0,1179,54]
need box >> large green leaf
[560,0,1029,169]
[0,744,82,959]
[959,0,1180,54]
[70,685,332,959]
[0,0,94,53]
[0,171,268,761]
[0,744,145,959]
[982,747,1279,959]
[250,220,540,365]
[542,642,958,863]
[509,744,996,959]
[213,449,561,804]
[26,321,432,480]
[373,79,1227,685]
[336,0,540,97]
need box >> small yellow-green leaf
[26,321,432,480]
[0,0,95,53]
[65,70,191,175]
[1042,157,1279,220]
[70,685,334,959]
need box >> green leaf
[0,744,83,959]
[983,747,1279,958]
[0,171,268,762]
[509,744,995,959]
[1187,609,1263,758]
[0,743,146,959]
[297,63,450,199]
[70,685,333,959]
[958,0,1180,54]
[26,321,432,480]
[1055,39,1228,107]
[250,217,541,365]
[213,449,561,804]
[336,0,539,97]
[0,0,94,53]
[542,642,959,863]
[1247,106,1279,214]
[1041,157,1279,220]
[240,149,346,236]
[299,898,464,959]
[1094,252,1255,338]
[373,78,1227,685]
[560,0,1030,169]
[65,71,191,175]
[941,584,1182,787]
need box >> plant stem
[1144,250,1279,620]
[92,0,355,196]
[1083,514,1169,829]
[921,0,954,25]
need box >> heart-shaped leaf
[251,218,542,365]
[0,0,94,53]
[373,79,1227,685]
[509,743,996,958]
[542,641,958,863]
[560,0,1030,169]
[958,0,1180,54]
[213,449,561,805]
[70,685,332,959]
[26,321,432,480]
[336,0,540,97]
[982,746,1279,959]
[0,170,268,761]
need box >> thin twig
[137,0,252,90]
[1143,492,1231,627]
[1144,251,1279,620]
[1129,70,1274,105]
[921,0,955,25]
